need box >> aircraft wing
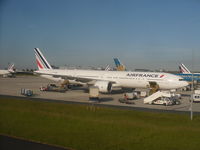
[35,70,116,84]
[58,75,93,83]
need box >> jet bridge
[143,91,171,104]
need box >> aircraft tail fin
[34,48,52,70]
[8,63,15,73]
[113,58,126,71]
[179,63,191,74]
[105,65,111,71]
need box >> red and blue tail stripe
[34,48,52,70]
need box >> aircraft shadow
[89,97,113,103]
[99,97,114,102]
[181,94,191,97]
[110,90,124,94]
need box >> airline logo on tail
[34,48,52,70]
[113,58,126,71]
[179,63,191,74]
[8,63,15,72]
[105,65,111,71]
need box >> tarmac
[0,75,199,113]
[0,135,68,150]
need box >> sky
[1,0,200,71]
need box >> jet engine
[94,81,112,93]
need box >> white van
[192,94,200,102]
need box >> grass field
[0,97,200,150]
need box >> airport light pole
[190,72,194,121]
[190,50,194,121]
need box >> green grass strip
[0,97,200,150]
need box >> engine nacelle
[94,81,112,93]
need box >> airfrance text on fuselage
[127,73,164,78]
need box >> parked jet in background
[113,58,126,71]
[105,65,111,71]
[34,48,188,93]
[0,63,15,76]
[179,63,191,74]
[177,63,200,82]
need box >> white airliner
[179,63,191,74]
[34,48,188,93]
[0,63,15,76]
[179,63,200,74]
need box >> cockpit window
[179,79,184,81]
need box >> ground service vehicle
[40,84,67,92]
[192,94,200,102]
[152,97,173,106]
[89,86,99,100]
[21,88,33,96]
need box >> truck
[191,94,200,103]
[40,84,67,92]
[152,97,173,106]
[21,88,33,96]
[118,92,136,104]
[151,97,181,106]
[123,92,140,100]
[194,90,200,94]
[89,86,99,100]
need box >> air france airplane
[177,63,200,82]
[179,63,191,74]
[34,48,188,93]
[0,63,15,75]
